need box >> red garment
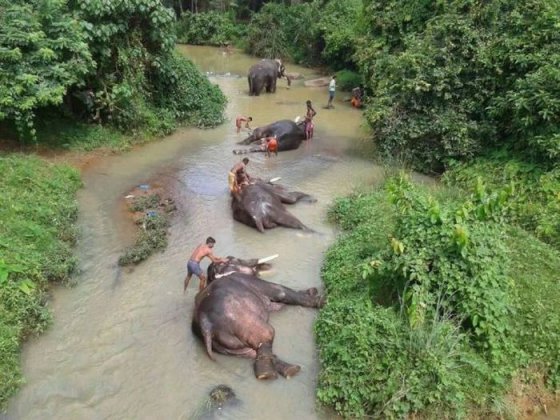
[267,138,278,152]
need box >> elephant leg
[263,220,278,229]
[276,211,309,231]
[248,76,253,96]
[251,278,324,308]
[254,343,277,380]
[271,78,277,93]
[274,357,301,379]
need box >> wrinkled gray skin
[231,179,316,232]
[248,59,291,96]
[192,257,324,380]
[233,120,306,154]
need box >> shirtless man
[228,157,251,194]
[304,100,317,140]
[184,237,228,293]
[235,116,253,133]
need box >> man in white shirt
[326,75,336,109]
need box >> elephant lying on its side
[192,257,324,380]
[233,120,306,155]
[231,179,315,232]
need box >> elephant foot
[254,355,277,380]
[274,359,301,379]
[254,343,277,380]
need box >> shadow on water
[6,46,382,420]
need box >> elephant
[231,179,316,232]
[248,59,291,96]
[192,257,324,380]
[233,120,306,154]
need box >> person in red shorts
[264,135,278,157]
[235,116,253,133]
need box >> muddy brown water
[5,46,416,419]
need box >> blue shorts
[329,91,335,100]
[187,260,203,277]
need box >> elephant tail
[199,314,215,361]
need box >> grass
[118,194,170,266]
[0,155,81,409]
[316,175,560,418]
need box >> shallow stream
[5,46,388,419]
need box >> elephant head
[207,255,276,284]
[274,59,291,86]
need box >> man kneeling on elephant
[228,158,252,194]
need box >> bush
[1,0,227,143]
[176,11,245,46]
[357,0,560,172]
[444,156,560,249]
[245,2,322,66]
[334,70,362,92]
[0,155,81,408]
[317,174,560,417]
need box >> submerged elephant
[233,120,306,154]
[248,59,291,96]
[231,179,315,232]
[192,257,324,380]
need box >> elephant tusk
[269,177,281,183]
[215,271,236,279]
[257,254,279,264]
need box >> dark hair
[242,157,249,164]
[248,116,253,121]
[332,75,337,79]
[206,237,216,244]
[306,100,312,106]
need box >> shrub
[245,2,322,66]
[357,0,560,172]
[176,11,245,46]
[444,156,560,249]
[334,70,362,92]
[0,156,81,408]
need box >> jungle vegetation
[174,0,559,417]
[1,0,559,417]
[0,0,226,409]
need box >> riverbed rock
[286,72,304,80]
[304,77,331,88]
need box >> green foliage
[507,227,560,389]
[316,297,490,418]
[1,0,226,144]
[245,2,322,66]
[317,174,560,417]
[334,70,362,92]
[0,155,81,409]
[176,11,245,46]
[118,213,169,266]
[444,156,560,249]
[368,175,514,358]
[358,0,560,172]
[0,0,93,141]
[317,0,362,70]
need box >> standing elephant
[233,120,306,154]
[192,257,324,380]
[231,179,316,232]
[248,59,291,96]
